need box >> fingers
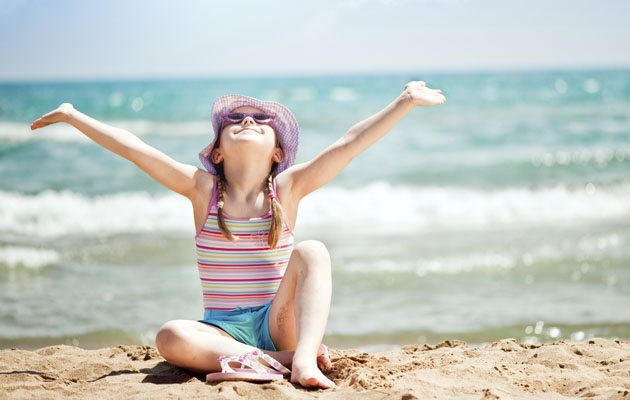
[30,118,50,130]
[30,109,63,130]
[30,121,44,130]
[405,80,426,90]
[406,81,444,95]
[432,88,446,102]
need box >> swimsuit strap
[210,174,219,210]
[271,176,280,203]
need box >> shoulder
[273,169,300,232]
[274,168,298,205]
[189,169,215,203]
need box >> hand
[31,102,75,130]
[403,81,446,107]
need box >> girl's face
[211,106,283,168]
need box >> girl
[30,81,446,389]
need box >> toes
[292,376,325,389]
[324,377,336,388]
[291,372,336,389]
[304,376,334,389]
[317,344,332,369]
[317,356,332,371]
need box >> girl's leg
[267,240,335,389]
[154,320,294,374]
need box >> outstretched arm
[278,81,446,200]
[30,103,203,199]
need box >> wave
[299,181,630,232]
[341,231,624,276]
[0,190,191,237]
[1,182,628,239]
[0,120,212,143]
[0,245,61,269]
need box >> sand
[1,338,628,399]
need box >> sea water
[0,69,629,349]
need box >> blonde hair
[215,172,286,249]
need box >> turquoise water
[1,69,629,350]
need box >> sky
[1,0,629,81]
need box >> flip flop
[206,349,291,383]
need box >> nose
[242,116,256,125]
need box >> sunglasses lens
[226,112,245,122]
[253,113,272,122]
[224,112,272,126]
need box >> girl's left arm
[279,81,446,200]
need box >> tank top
[194,175,295,310]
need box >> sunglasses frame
[219,111,276,130]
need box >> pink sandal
[206,349,291,383]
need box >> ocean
[1,69,629,351]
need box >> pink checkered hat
[198,94,300,176]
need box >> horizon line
[1,64,629,84]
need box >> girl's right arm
[31,103,202,199]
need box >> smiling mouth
[238,128,261,134]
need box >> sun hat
[198,94,300,176]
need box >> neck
[222,163,271,203]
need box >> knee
[293,240,331,272]
[155,321,183,359]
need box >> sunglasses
[220,112,276,128]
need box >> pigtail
[267,173,286,249]
[216,177,237,242]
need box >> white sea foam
[298,181,630,233]
[0,190,191,237]
[343,251,517,275]
[1,182,629,238]
[0,246,61,269]
[0,120,211,143]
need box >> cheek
[264,128,278,144]
[220,128,238,144]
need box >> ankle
[264,350,294,368]
[292,351,318,367]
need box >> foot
[267,343,332,371]
[316,343,332,371]
[291,357,336,389]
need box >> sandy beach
[1,338,628,399]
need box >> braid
[216,176,237,242]
[267,173,285,248]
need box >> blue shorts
[197,301,277,351]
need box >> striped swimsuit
[194,175,295,311]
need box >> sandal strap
[217,350,291,375]
[218,354,268,374]
[247,350,291,374]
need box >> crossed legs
[154,240,334,389]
